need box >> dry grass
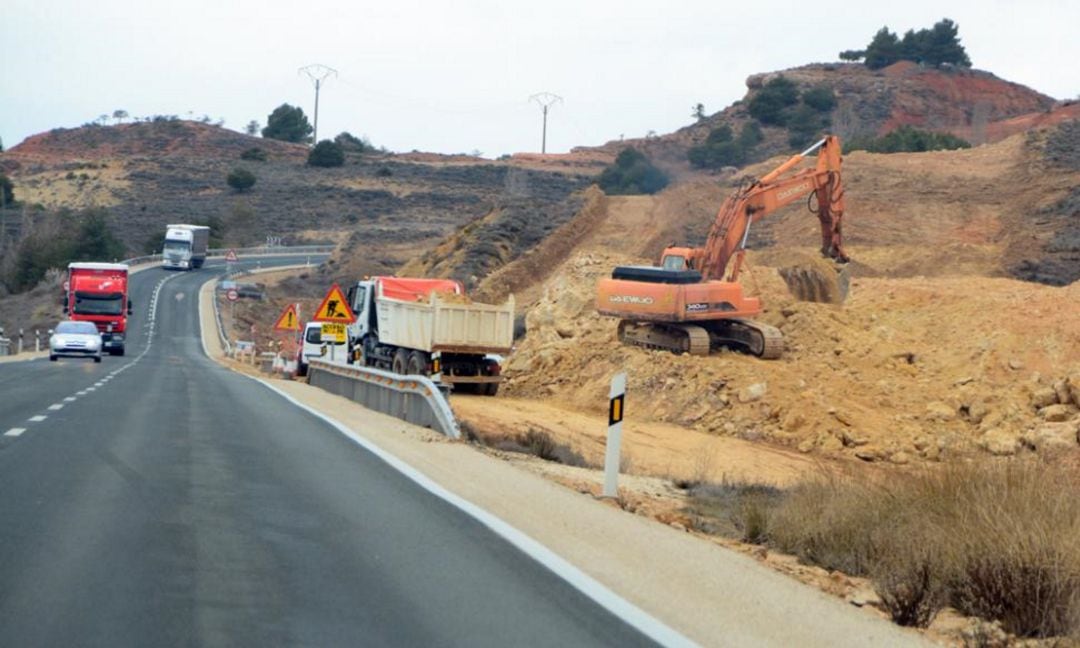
[687,459,1080,636]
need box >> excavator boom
[596,134,852,359]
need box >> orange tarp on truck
[376,277,463,302]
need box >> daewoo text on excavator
[596,135,850,359]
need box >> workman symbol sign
[313,284,356,323]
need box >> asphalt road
[0,260,657,647]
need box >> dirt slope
[484,133,1080,465]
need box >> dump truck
[64,262,133,356]
[162,224,210,270]
[346,277,514,395]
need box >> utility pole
[298,64,338,146]
[529,92,562,154]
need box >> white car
[49,321,103,363]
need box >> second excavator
[596,135,850,359]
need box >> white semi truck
[346,277,514,395]
[162,224,210,270]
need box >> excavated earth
[474,129,1080,468]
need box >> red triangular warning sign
[225,249,239,262]
[313,284,356,323]
[273,303,302,331]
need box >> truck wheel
[391,349,409,375]
[406,351,427,376]
[484,383,499,396]
[94,356,102,364]
[112,347,125,357]
[49,354,57,362]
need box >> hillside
[577,61,1068,169]
[0,120,593,270]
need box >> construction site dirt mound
[503,248,1080,464]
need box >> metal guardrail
[123,244,335,266]
[306,360,461,439]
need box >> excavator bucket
[778,256,850,304]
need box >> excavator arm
[694,136,848,281]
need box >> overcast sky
[2,0,1077,157]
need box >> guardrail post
[18,328,24,354]
[35,329,41,352]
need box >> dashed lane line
[47,404,64,411]
[28,416,46,423]
[4,428,26,437]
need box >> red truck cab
[65,262,133,356]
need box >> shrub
[239,147,267,161]
[226,167,256,191]
[597,147,669,195]
[375,166,393,178]
[786,104,829,148]
[307,140,346,168]
[748,76,799,126]
[0,174,14,208]
[801,85,836,113]
[688,123,765,170]
[2,208,126,292]
[261,104,313,143]
[846,126,971,153]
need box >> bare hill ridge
[576,61,1066,167]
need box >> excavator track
[617,321,711,356]
[706,319,784,359]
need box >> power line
[529,92,562,154]
[298,64,338,145]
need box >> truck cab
[65,262,132,356]
[162,224,210,270]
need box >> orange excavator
[596,135,850,359]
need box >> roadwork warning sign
[273,303,301,332]
[313,284,356,323]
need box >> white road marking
[64,397,77,402]
[250,378,695,648]
[48,404,64,411]
[28,415,46,422]
[77,390,88,395]
[4,428,26,437]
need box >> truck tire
[484,382,499,396]
[49,355,57,362]
[406,351,427,376]
[391,348,409,375]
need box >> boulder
[1040,404,1076,422]
[738,382,767,403]
[924,401,957,422]
[1054,379,1072,407]
[978,429,1021,456]
[1068,373,1080,407]
[1030,386,1059,409]
[1022,422,1079,454]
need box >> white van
[295,321,346,376]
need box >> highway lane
[0,259,300,440]
[0,261,658,646]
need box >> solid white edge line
[195,270,691,646]
[4,428,26,437]
[249,378,696,648]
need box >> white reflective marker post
[603,372,627,499]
